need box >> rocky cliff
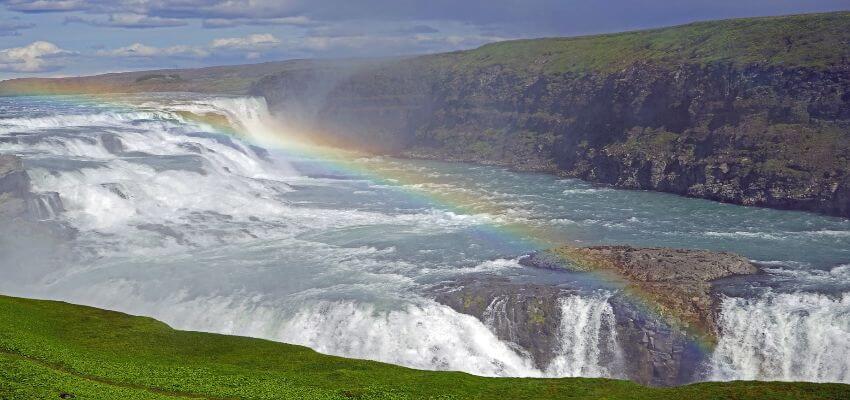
[431,246,759,386]
[252,12,850,217]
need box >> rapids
[1,93,848,382]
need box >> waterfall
[711,292,850,383]
[4,93,849,385]
[547,294,623,377]
[26,192,63,220]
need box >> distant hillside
[0,59,376,95]
[420,11,850,74]
[3,11,850,217]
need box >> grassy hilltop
[3,12,849,95]
[420,11,850,75]
[1,294,849,399]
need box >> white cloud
[0,41,72,72]
[211,33,280,50]
[65,13,187,28]
[97,43,209,58]
[96,33,282,60]
[202,15,314,28]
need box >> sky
[0,0,848,80]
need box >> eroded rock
[431,246,758,386]
[523,245,758,337]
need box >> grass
[1,294,849,399]
[419,11,850,75]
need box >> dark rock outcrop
[1,154,65,221]
[0,154,75,285]
[430,275,707,386]
[431,246,758,386]
[431,276,572,371]
[522,246,758,337]
[0,155,30,198]
[101,133,125,155]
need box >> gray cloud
[3,0,89,13]
[0,18,34,36]
[65,13,188,28]
[4,1,849,35]
[201,16,314,29]
[397,25,439,34]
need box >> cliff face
[253,59,850,217]
[251,12,850,217]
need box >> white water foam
[39,279,544,377]
[7,94,850,384]
[547,295,623,377]
[711,293,850,383]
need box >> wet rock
[430,276,573,370]
[0,154,76,285]
[608,293,707,386]
[100,183,129,199]
[186,132,245,154]
[0,154,31,198]
[249,145,271,161]
[1,154,65,221]
[100,133,125,155]
[523,245,758,336]
[429,273,711,386]
[136,223,191,246]
[26,192,64,220]
[123,154,207,175]
[432,246,757,386]
[178,142,205,154]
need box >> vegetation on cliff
[2,294,849,399]
[420,11,850,75]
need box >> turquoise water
[1,93,848,382]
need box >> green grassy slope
[421,11,850,75]
[1,295,848,399]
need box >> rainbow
[3,91,717,353]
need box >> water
[1,93,848,383]
[546,295,622,378]
[711,293,850,383]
